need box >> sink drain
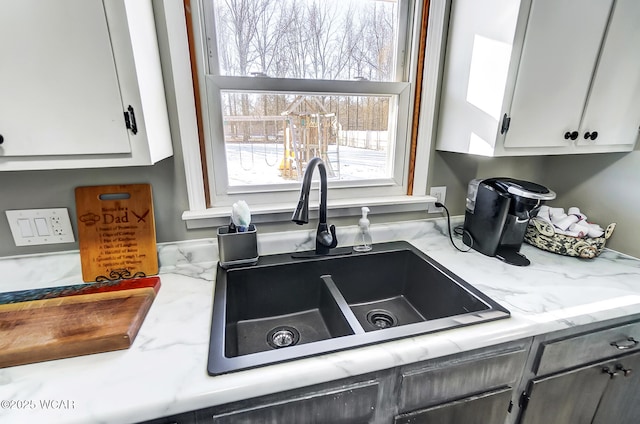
[267,326,300,349]
[366,309,398,329]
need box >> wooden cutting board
[0,276,161,305]
[75,184,158,282]
[0,279,160,368]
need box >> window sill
[182,195,436,229]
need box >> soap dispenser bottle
[353,207,373,252]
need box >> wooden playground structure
[223,95,339,180]
[278,96,339,179]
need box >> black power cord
[435,202,473,252]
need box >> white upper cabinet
[576,0,640,149]
[0,0,172,170]
[436,0,640,156]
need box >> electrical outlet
[428,186,447,213]
[5,208,75,246]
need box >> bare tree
[213,0,397,138]
[252,0,288,76]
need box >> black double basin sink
[208,241,509,375]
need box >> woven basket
[524,218,616,259]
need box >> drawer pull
[610,337,639,350]
[602,366,619,379]
[615,364,633,377]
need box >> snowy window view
[207,0,404,188]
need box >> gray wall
[426,152,547,215]
[425,149,640,259]
[538,149,640,257]
[2,143,638,259]
[0,158,203,258]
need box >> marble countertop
[2,218,640,423]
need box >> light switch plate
[6,208,75,246]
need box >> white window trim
[203,80,412,200]
[159,0,448,229]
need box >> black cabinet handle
[0,134,4,144]
[615,364,633,377]
[611,337,639,350]
[603,366,619,378]
[584,131,598,140]
[564,131,578,140]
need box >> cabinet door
[435,0,522,155]
[205,380,379,424]
[0,0,131,156]
[592,351,640,424]
[394,387,512,424]
[399,346,527,413]
[504,0,613,149]
[577,0,640,148]
[519,361,610,424]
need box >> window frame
[205,78,412,199]
[167,0,448,228]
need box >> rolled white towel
[568,206,587,220]
[569,222,591,238]
[586,223,605,238]
[536,206,552,223]
[548,207,565,218]
[551,213,579,231]
[533,205,606,238]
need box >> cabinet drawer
[398,347,527,413]
[208,380,378,424]
[536,321,640,376]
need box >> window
[179,0,446,224]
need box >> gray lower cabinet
[518,319,640,424]
[133,321,640,424]
[591,351,640,424]
[519,351,640,424]
[191,371,397,424]
[519,359,611,423]
[204,379,380,424]
[144,340,530,424]
[396,341,529,424]
[394,387,513,424]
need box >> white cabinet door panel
[436,0,521,155]
[577,0,640,148]
[504,0,613,149]
[0,0,131,157]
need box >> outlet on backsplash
[428,186,447,213]
[5,208,75,246]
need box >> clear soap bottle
[353,206,373,252]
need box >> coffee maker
[462,177,556,266]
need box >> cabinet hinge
[519,391,530,411]
[123,105,138,135]
[500,113,511,134]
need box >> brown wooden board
[0,287,157,368]
[75,184,158,282]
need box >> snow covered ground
[225,143,390,186]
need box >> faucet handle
[317,224,338,248]
[328,225,338,248]
[316,224,338,254]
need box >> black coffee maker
[462,177,556,266]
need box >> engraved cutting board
[75,184,158,282]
